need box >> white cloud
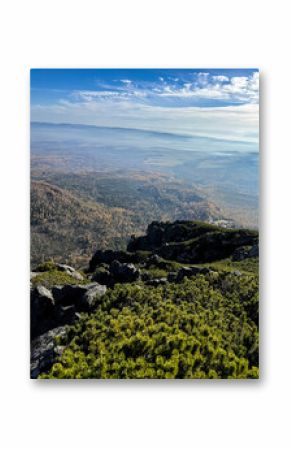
[158,72,259,103]
[31,71,259,150]
[212,75,229,82]
[59,72,259,108]
[72,72,259,105]
[31,100,258,146]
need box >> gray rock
[91,267,111,284]
[89,250,137,271]
[145,277,168,287]
[167,272,178,282]
[177,267,193,281]
[69,271,84,281]
[249,244,259,258]
[79,284,107,311]
[110,260,140,283]
[232,247,249,261]
[55,263,76,273]
[31,282,106,338]
[176,266,210,282]
[52,284,89,306]
[51,285,65,303]
[232,244,259,261]
[58,305,76,323]
[31,285,54,303]
[52,282,106,311]
[55,263,84,281]
[31,326,67,379]
[31,286,56,338]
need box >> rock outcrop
[31,286,57,338]
[31,282,106,338]
[127,220,220,252]
[54,263,84,281]
[89,249,149,272]
[232,244,259,261]
[109,261,140,283]
[145,277,168,287]
[128,221,258,264]
[31,326,67,379]
[176,266,212,282]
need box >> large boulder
[249,244,259,258]
[31,282,107,338]
[31,326,66,379]
[91,266,111,285]
[89,250,135,272]
[109,260,140,283]
[89,249,151,272]
[232,244,259,261]
[55,263,75,273]
[79,284,107,311]
[55,263,84,281]
[52,284,90,306]
[31,286,56,338]
[52,282,107,311]
[58,305,76,323]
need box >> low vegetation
[35,220,259,379]
[41,269,258,379]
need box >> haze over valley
[31,69,259,266]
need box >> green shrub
[31,270,89,288]
[145,268,168,279]
[35,260,57,272]
[40,270,259,379]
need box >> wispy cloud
[66,71,259,107]
[30,70,259,151]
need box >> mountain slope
[31,173,225,267]
[31,181,135,267]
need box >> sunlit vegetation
[31,181,136,267]
[41,269,259,379]
[31,262,89,288]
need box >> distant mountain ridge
[31,175,224,267]
[31,121,257,146]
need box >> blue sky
[31,69,259,150]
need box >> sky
[31,69,259,151]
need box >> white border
[0,1,289,448]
